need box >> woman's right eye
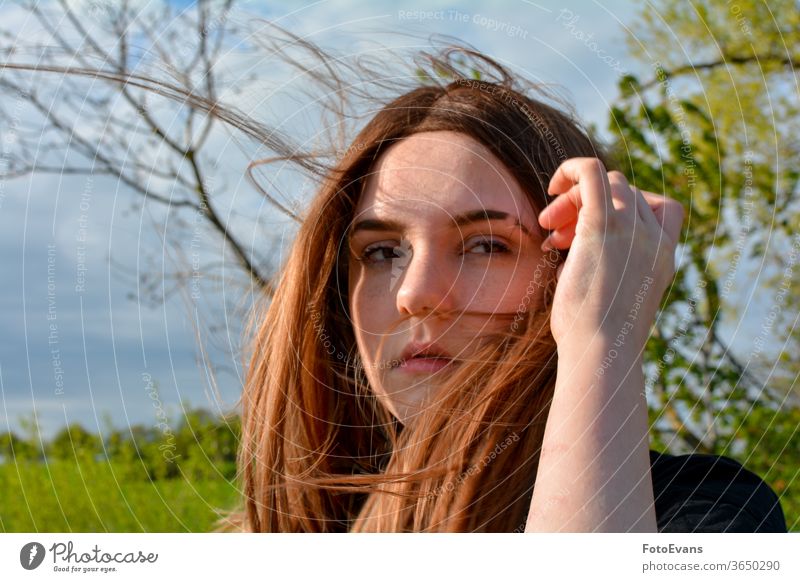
[359,243,408,264]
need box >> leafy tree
[48,423,104,459]
[0,431,37,461]
[609,0,800,462]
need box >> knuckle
[576,156,606,173]
[606,170,626,183]
[588,157,607,173]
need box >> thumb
[556,263,565,281]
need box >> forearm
[525,336,657,532]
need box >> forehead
[354,131,535,224]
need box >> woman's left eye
[465,237,510,255]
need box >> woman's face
[347,130,551,425]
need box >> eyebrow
[349,208,541,239]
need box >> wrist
[556,331,644,375]
[556,325,648,360]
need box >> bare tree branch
[0,1,284,299]
[638,53,799,92]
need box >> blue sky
[3,0,768,439]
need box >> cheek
[349,268,395,340]
[349,278,396,394]
[459,260,541,313]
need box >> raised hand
[537,158,685,350]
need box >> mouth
[396,355,453,374]
[394,341,454,373]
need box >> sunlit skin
[347,131,551,425]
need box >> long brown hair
[219,43,609,532]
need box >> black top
[649,449,788,532]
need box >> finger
[537,186,581,230]
[638,190,672,226]
[639,190,667,225]
[540,219,577,251]
[639,190,686,241]
[548,157,615,217]
[660,198,686,243]
[606,170,637,220]
[633,186,659,229]
[537,175,632,232]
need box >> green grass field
[2,454,795,532]
[1,407,796,532]
[0,408,242,532]
[0,457,240,532]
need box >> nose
[395,245,457,317]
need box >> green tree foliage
[0,431,37,462]
[48,424,104,460]
[609,0,799,529]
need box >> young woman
[0,6,786,533]
[221,48,787,533]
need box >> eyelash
[355,237,511,265]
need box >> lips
[397,341,452,367]
[397,357,452,373]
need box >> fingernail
[540,235,554,252]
